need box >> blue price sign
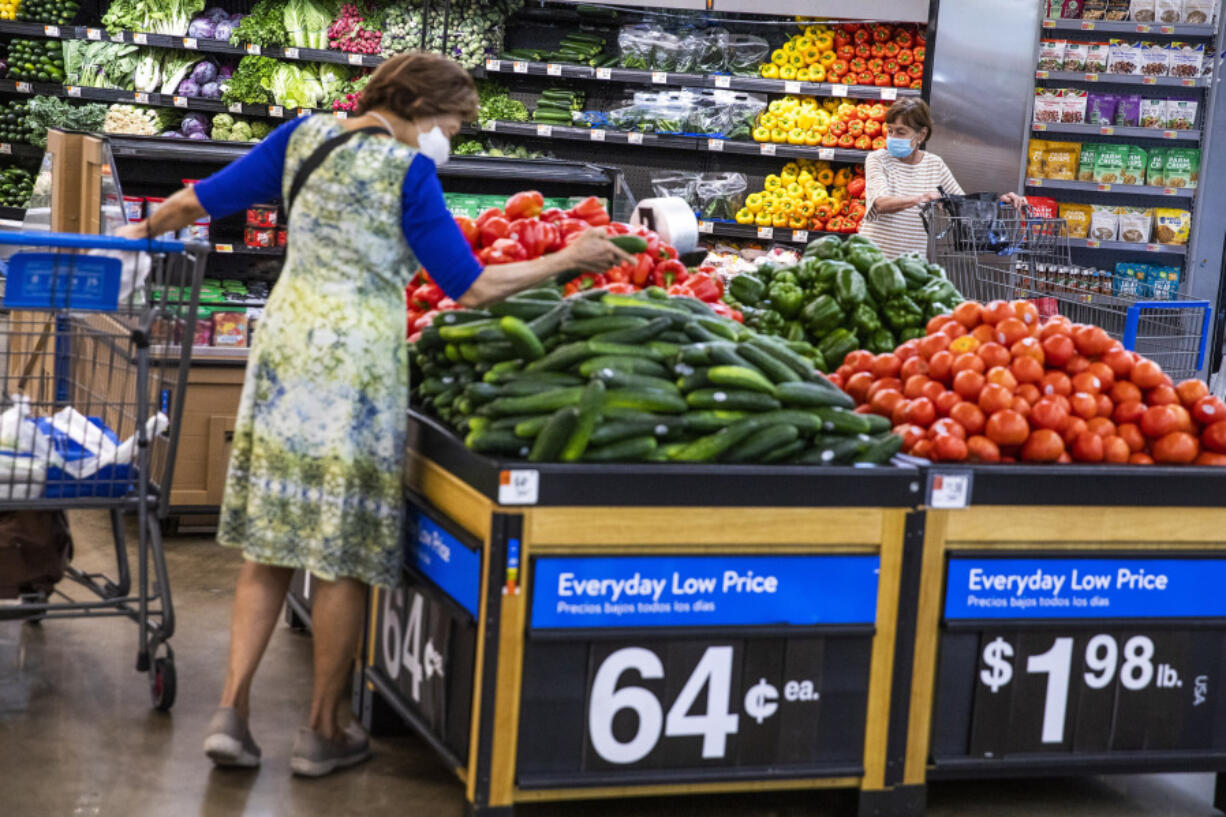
[407,509,481,617]
[4,252,121,312]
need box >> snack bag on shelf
[1077,142,1100,180]
[1061,89,1088,123]
[1063,41,1089,71]
[1183,0,1215,24]
[1147,147,1167,185]
[1163,147,1199,188]
[1039,40,1067,71]
[1140,42,1171,75]
[1170,42,1206,78]
[1086,42,1111,71]
[1118,207,1153,242]
[1028,139,1051,177]
[1093,143,1127,183]
[1123,145,1148,184]
[1140,97,1167,127]
[1154,207,1192,244]
[1059,202,1094,237]
[1044,141,1081,179]
[1090,205,1119,240]
[1156,0,1184,22]
[1150,264,1182,298]
[1083,0,1109,18]
[1034,89,1063,124]
[1130,0,1156,20]
[1086,92,1118,123]
[1114,261,1147,296]
[1107,0,1133,18]
[1115,93,1142,125]
[1108,40,1142,74]
[1166,98,1199,129]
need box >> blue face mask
[886,137,915,158]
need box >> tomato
[1071,372,1104,395]
[1010,337,1045,365]
[972,324,997,345]
[912,438,934,459]
[1041,371,1072,397]
[935,390,962,417]
[1065,355,1091,375]
[1147,384,1178,406]
[981,300,1014,326]
[896,339,921,360]
[1063,417,1089,446]
[1193,395,1226,426]
[892,399,911,427]
[967,435,1001,463]
[927,350,955,384]
[1195,452,1226,466]
[931,433,969,462]
[1070,392,1098,421]
[1140,405,1178,439]
[1017,383,1041,405]
[953,301,983,328]
[845,371,876,404]
[895,424,927,450]
[1153,431,1199,464]
[1030,396,1070,432]
[870,389,905,418]
[995,318,1030,347]
[900,356,929,380]
[1071,431,1105,463]
[976,342,1011,369]
[904,374,931,399]
[953,369,986,401]
[1072,326,1112,357]
[1103,435,1131,463]
[1110,380,1142,405]
[1039,316,1073,339]
[932,418,967,440]
[1113,400,1146,426]
[918,334,951,360]
[1012,300,1041,327]
[826,372,844,389]
[1117,422,1144,452]
[867,378,903,400]
[1096,394,1115,418]
[1013,396,1033,418]
[1130,452,1155,465]
[845,350,875,373]
[939,321,969,340]
[978,383,1014,415]
[926,314,956,336]
[1040,333,1074,368]
[1010,355,1044,385]
[986,366,1019,391]
[1022,428,1065,462]
[903,396,936,427]
[1169,405,1194,433]
[1084,361,1113,390]
[986,409,1029,446]
[1131,359,1166,389]
[950,402,986,435]
[836,365,854,384]
[1101,347,1135,379]
[1176,378,1210,407]
[921,380,947,405]
[871,353,902,380]
[952,353,986,375]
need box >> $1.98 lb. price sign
[932,556,1226,762]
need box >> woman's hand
[562,228,635,272]
[1000,192,1027,209]
[114,222,150,240]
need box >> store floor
[1,512,1222,817]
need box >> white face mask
[416,121,451,166]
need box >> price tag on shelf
[134,92,150,104]
[1085,239,1102,248]
[481,120,496,132]
[784,81,801,93]
[133,32,148,44]
[214,244,233,253]
[536,124,553,137]
[284,47,300,59]
[183,37,198,49]
[229,102,243,114]
[546,63,562,76]
[1146,243,1161,252]
[66,86,81,97]
[928,471,972,509]
[757,226,774,240]
[589,129,605,141]
[596,67,612,80]
[714,75,731,89]
[628,132,644,145]
[298,108,312,118]
[110,32,125,42]
[793,229,809,243]
[831,84,848,97]
[1081,20,1096,29]
[498,469,539,506]
[760,143,776,156]
[1035,70,1050,79]
[818,148,835,160]
[881,87,898,100]
[1084,72,1100,81]
[269,105,284,117]
[0,144,11,155]
[1097,183,1112,191]
[1163,130,1179,139]
[1100,125,1115,135]
[173,96,188,108]
[15,82,31,94]
[1136,23,1151,32]
[348,53,363,65]
[333,110,348,119]
[1181,78,1197,87]
[707,138,724,152]
[1163,187,1178,195]
[43,25,59,37]
[512,61,528,74]
[86,28,102,40]
[1027,177,1043,186]
[651,71,668,84]
[1160,25,1175,33]
[246,43,261,55]
[698,220,714,234]
[1143,76,1158,85]
[1033,122,1047,131]
[1042,19,1056,27]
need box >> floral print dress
[216,116,421,588]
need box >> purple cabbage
[214,19,235,40]
[160,131,184,138]
[188,131,209,140]
[191,60,218,85]
[180,113,210,135]
[178,78,201,97]
[201,81,220,99]
[218,64,234,80]
[204,6,229,22]
[187,17,215,38]
[229,12,244,23]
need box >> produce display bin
[354,409,925,817]
[901,465,1226,816]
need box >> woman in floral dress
[117,52,628,777]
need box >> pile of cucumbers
[411,288,902,466]
[501,30,616,67]
[532,88,584,125]
[5,39,65,83]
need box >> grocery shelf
[106,134,255,161]
[1035,69,1210,87]
[1024,177,1196,198]
[1032,122,1201,140]
[1041,18,1217,37]
[699,220,834,246]
[480,58,919,102]
[0,142,43,158]
[212,243,283,256]
[927,462,1226,507]
[1068,236,1188,255]
[0,205,26,220]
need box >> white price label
[536,124,553,137]
[246,43,261,55]
[881,87,899,100]
[269,105,284,117]
[714,75,731,89]
[133,32,148,44]
[43,25,59,37]
[284,47,300,59]
[485,58,500,71]
[651,71,668,84]
[929,472,971,508]
[481,120,497,132]
[586,128,606,141]
[759,143,776,156]
[818,148,835,161]
[173,96,188,108]
[757,226,774,239]
[628,132,644,145]
[784,81,801,93]
[831,84,848,97]
[546,63,562,76]
[698,220,714,234]
[182,37,198,50]
[498,469,539,505]
[0,144,10,155]
[86,28,102,40]
[229,102,243,114]
[596,67,612,80]
[348,53,363,65]
[333,110,348,119]
[15,83,31,94]
[793,230,809,243]
[1163,187,1178,196]
[66,86,81,97]
[707,138,724,152]
[214,243,233,253]
[111,32,125,42]
[134,92,150,104]
[298,108,312,118]
[513,61,528,74]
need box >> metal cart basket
[924,200,1211,380]
[0,230,206,711]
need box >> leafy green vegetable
[160,53,201,95]
[102,0,205,36]
[25,96,108,147]
[231,0,289,47]
[284,0,336,50]
[222,55,279,105]
[269,63,324,109]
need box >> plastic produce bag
[651,171,702,208]
[652,31,683,72]
[607,104,646,131]
[618,24,659,69]
[674,32,704,74]
[727,35,769,76]
[685,90,734,136]
[725,93,767,141]
[696,173,747,221]
[653,98,694,134]
[695,28,730,73]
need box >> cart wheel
[151,656,176,712]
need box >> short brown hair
[884,98,933,141]
[355,52,479,121]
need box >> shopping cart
[0,230,206,711]
[923,199,1211,380]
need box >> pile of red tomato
[830,299,1226,466]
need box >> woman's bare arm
[114,186,206,240]
[458,229,632,307]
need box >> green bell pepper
[896,254,931,288]
[784,320,807,343]
[868,327,898,355]
[752,308,786,336]
[834,268,869,309]
[801,294,845,336]
[883,294,925,331]
[804,235,844,261]
[866,260,907,302]
[768,280,805,319]
[796,256,820,289]
[848,244,884,275]
[817,260,852,295]
[852,303,882,336]
[917,277,962,306]
[817,328,859,369]
[926,263,948,280]
[771,270,799,287]
[729,273,766,306]
[844,234,876,250]
[900,327,926,342]
[810,347,829,373]
[755,262,778,284]
[927,301,956,320]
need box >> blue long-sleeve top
[193,117,483,301]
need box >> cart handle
[0,229,202,254]
[1123,299,1213,373]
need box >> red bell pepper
[510,218,560,258]
[604,221,630,236]
[873,25,892,43]
[630,253,654,287]
[897,48,914,66]
[479,216,511,248]
[908,62,924,78]
[475,207,504,229]
[505,190,544,221]
[681,272,722,302]
[914,45,926,61]
[855,134,872,150]
[411,282,445,309]
[556,217,589,240]
[875,73,892,87]
[653,258,688,288]
[603,283,637,295]
[483,238,528,265]
[454,216,478,249]
[884,42,900,58]
[896,28,914,47]
[855,43,871,59]
[870,42,886,59]
[836,44,854,60]
[569,196,609,226]
[847,177,866,198]
[709,301,743,323]
[894,71,912,87]
[539,207,565,223]
[854,28,871,44]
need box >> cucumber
[470,341,518,362]
[526,342,594,372]
[418,377,449,396]
[570,298,613,318]
[677,367,713,393]
[589,370,680,393]
[466,428,532,457]
[604,388,688,414]
[763,438,807,463]
[590,414,682,445]
[439,319,500,342]
[500,316,546,360]
[490,413,549,430]
[707,365,779,397]
[434,309,492,325]
[528,302,569,338]
[464,416,491,435]
[855,433,903,464]
[584,340,664,360]
[778,381,855,409]
[521,285,563,300]
[485,386,585,417]
[560,380,607,460]
[563,315,649,337]
[444,344,462,363]
[863,413,892,434]
[685,322,723,343]
[745,335,814,379]
[737,343,801,383]
[680,342,737,366]
[497,379,584,397]
[591,315,672,344]
[797,437,863,465]
[685,389,781,412]
[647,340,681,359]
[708,344,759,370]
[417,325,443,349]
[489,298,558,320]
[485,359,525,379]
[529,407,580,462]
[670,415,775,462]
[669,296,717,316]
[682,410,749,434]
[760,409,823,436]
[514,414,553,438]
[723,424,800,463]
[463,382,502,404]
[578,355,670,378]
[694,317,739,341]
[485,369,579,387]
[813,406,874,435]
[607,235,648,254]
[658,330,692,344]
[583,435,657,462]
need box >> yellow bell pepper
[763,174,782,191]
[735,208,755,225]
[768,99,788,114]
[779,65,798,80]
[796,157,814,168]
[752,126,771,142]
[778,198,796,214]
[817,167,835,186]
[771,128,788,143]
[782,40,797,54]
[746,193,765,213]
[803,132,822,147]
[788,128,806,145]
[755,211,773,227]
[835,167,854,187]
[771,49,788,65]
[822,98,840,112]
[789,215,809,230]
[797,170,814,183]
[782,162,801,176]
[772,213,790,228]
[799,96,818,109]
[798,201,816,218]
[786,182,804,198]
[797,68,812,82]
[809,187,829,204]
[819,51,837,67]
[797,112,816,130]
[788,53,805,69]
[815,33,834,52]
[760,64,780,79]
[808,64,826,82]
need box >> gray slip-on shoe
[290,722,372,778]
[203,707,261,768]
